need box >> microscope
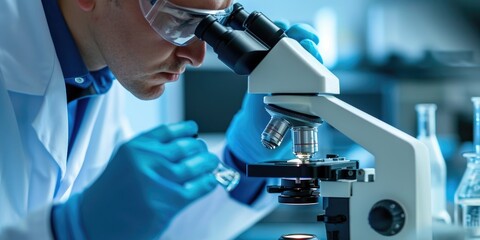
[195,4,432,239]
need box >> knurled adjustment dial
[368,199,405,236]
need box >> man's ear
[76,0,96,11]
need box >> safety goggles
[139,0,233,46]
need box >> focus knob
[368,200,405,236]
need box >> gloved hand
[226,22,323,164]
[275,21,324,64]
[52,121,219,240]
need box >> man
[0,0,322,239]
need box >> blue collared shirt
[42,0,114,94]
[42,0,115,156]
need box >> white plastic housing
[264,95,432,240]
[248,38,340,94]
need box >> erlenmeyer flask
[454,97,480,237]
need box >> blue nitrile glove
[52,121,219,240]
[277,21,323,64]
[225,22,324,204]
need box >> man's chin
[133,84,166,100]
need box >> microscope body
[250,37,432,239]
[195,5,432,239]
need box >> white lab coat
[0,1,277,239]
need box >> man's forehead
[169,0,233,10]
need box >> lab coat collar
[31,62,69,175]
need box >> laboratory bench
[237,222,465,240]
[235,204,466,240]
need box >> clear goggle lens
[139,0,233,46]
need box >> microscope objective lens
[292,126,318,160]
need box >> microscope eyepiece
[223,3,287,49]
[244,11,286,48]
[223,3,249,30]
[194,15,228,50]
[195,14,269,75]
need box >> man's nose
[175,39,206,67]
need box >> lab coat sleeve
[160,141,279,240]
[0,206,54,240]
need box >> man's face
[90,0,232,100]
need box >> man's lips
[163,72,180,81]
[152,72,182,82]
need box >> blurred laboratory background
[123,0,480,238]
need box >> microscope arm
[264,95,428,182]
[264,94,432,239]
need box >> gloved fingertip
[181,120,199,133]
[206,174,218,188]
[148,121,199,142]
[300,39,323,64]
[273,19,290,31]
[206,153,220,170]
[286,23,320,45]
[169,120,199,138]
[204,174,218,190]
[196,138,209,150]
[185,174,218,198]
[189,152,219,172]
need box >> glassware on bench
[415,103,451,224]
[454,97,480,237]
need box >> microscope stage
[247,158,359,180]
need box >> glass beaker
[454,97,480,237]
[454,153,480,237]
